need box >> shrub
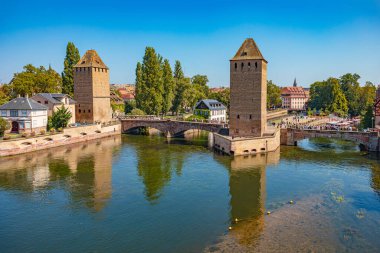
[21,133,28,138]
[0,118,10,137]
[128,108,145,116]
[57,127,63,132]
[51,105,72,129]
[40,129,46,135]
[30,131,36,137]
[50,129,55,134]
[3,136,10,140]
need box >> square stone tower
[73,50,112,124]
[229,38,267,137]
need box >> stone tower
[229,38,267,137]
[73,50,112,124]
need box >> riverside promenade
[0,123,121,157]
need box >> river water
[0,134,380,252]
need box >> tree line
[133,47,209,115]
[308,73,376,118]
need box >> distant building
[194,99,227,122]
[0,96,47,133]
[74,50,112,124]
[281,79,309,111]
[31,93,76,124]
[116,86,135,102]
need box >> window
[234,63,237,70]
[237,114,240,119]
[241,62,244,70]
[19,122,25,129]
[255,62,258,69]
[1,110,6,116]
[235,129,239,133]
[249,114,252,119]
[248,62,251,70]
[25,122,31,128]
[21,110,27,116]
[33,120,37,127]
[79,109,81,113]
[10,110,18,117]
[38,101,41,103]
[88,109,91,113]
[44,101,48,104]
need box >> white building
[0,96,48,133]
[194,99,227,122]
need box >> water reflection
[227,150,280,246]
[0,136,121,212]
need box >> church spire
[293,78,297,87]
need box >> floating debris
[228,226,232,230]
[289,200,294,204]
[234,218,239,222]
[266,211,271,215]
[356,209,366,219]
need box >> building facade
[0,96,48,133]
[229,38,267,137]
[31,93,76,124]
[74,50,112,124]
[281,81,309,111]
[194,99,227,122]
[375,85,380,128]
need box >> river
[0,134,380,252]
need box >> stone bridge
[280,128,380,151]
[120,119,225,137]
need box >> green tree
[51,106,72,129]
[173,60,184,79]
[162,59,175,115]
[358,81,376,116]
[172,61,186,114]
[361,105,374,129]
[267,80,282,109]
[129,108,145,115]
[10,64,62,97]
[135,62,144,109]
[328,78,348,117]
[191,75,209,87]
[125,100,136,114]
[135,47,164,115]
[339,73,361,116]
[62,42,80,97]
[209,88,230,110]
[0,117,10,137]
[0,84,10,105]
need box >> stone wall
[0,123,121,157]
[214,128,280,156]
[229,59,267,137]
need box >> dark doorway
[11,121,19,133]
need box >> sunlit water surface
[0,135,380,252]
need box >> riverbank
[0,123,121,157]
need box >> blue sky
[1,0,379,87]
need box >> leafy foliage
[62,42,80,97]
[135,47,164,115]
[0,117,10,137]
[129,108,146,115]
[162,59,175,115]
[209,88,230,110]
[267,80,282,109]
[10,64,62,97]
[361,105,374,129]
[51,106,72,129]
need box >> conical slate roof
[74,49,108,69]
[231,38,267,62]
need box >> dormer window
[81,61,85,64]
